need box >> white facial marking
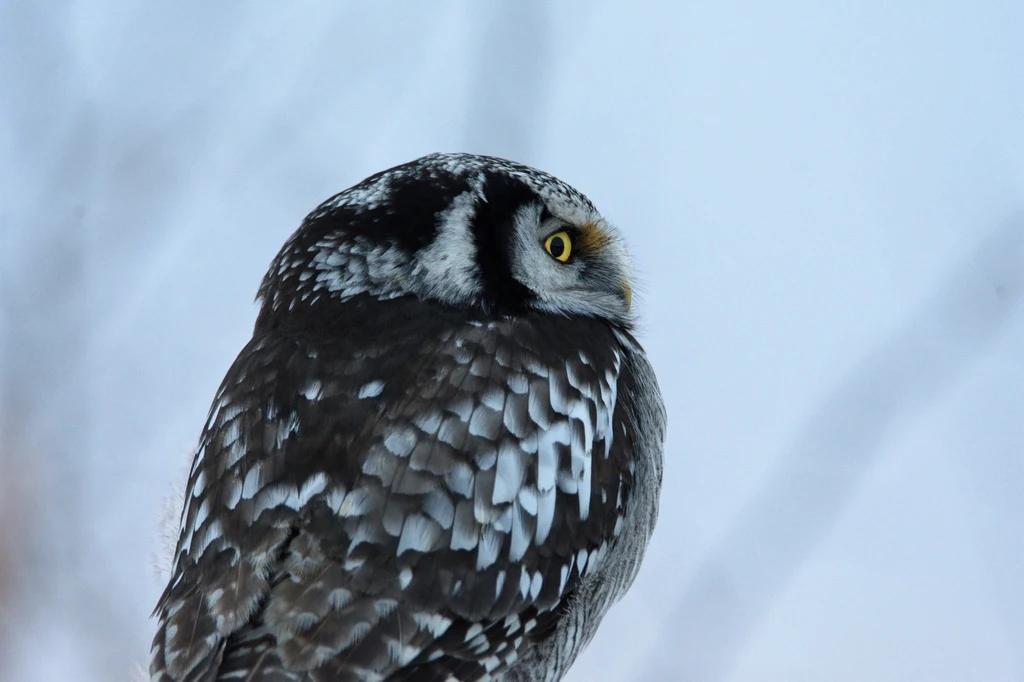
[415,190,483,304]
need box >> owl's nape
[151,153,666,682]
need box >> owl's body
[152,154,665,682]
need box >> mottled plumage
[152,153,666,682]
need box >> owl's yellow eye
[543,231,573,263]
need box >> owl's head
[257,153,634,329]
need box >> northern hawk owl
[151,153,666,681]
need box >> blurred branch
[640,214,1024,681]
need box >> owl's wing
[152,297,641,682]
[395,327,665,682]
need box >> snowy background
[1,2,1023,681]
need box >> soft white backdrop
[1,2,1022,681]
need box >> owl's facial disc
[505,202,633,325]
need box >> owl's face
[258,153,633,328]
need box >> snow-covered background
[1,2,1022,680]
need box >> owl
[151,153,666,682]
